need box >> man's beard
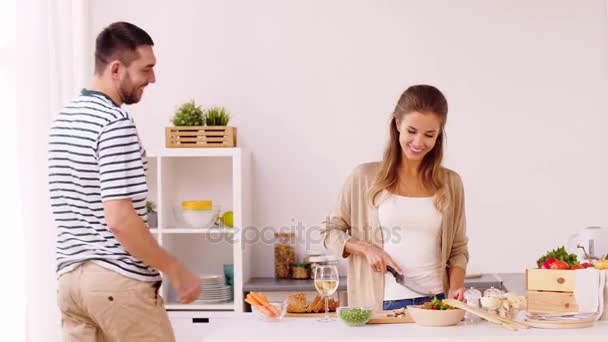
[118,75,144,105]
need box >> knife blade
[386,265,434,297]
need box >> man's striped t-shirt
[48,88,160,282]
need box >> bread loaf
[286,293,307,313]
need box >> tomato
[541,257,559,269]
[570,264,585,270]
[549,260,570,270]
[581,262,592,268]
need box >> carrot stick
[266,304,281,317]
[249,292,269,306]
[255,292,280,317]
[246,294,262,306]
[257,304,276,318]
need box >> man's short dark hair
[94,22,154,75]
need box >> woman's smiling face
[396,111,441,162]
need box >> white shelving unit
[146,147,252,312]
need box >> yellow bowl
[181,200,213,211]
[406,305,465,327]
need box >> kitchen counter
[497,273,526,295]
[202,313,608,342]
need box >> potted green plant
[146,200,158,228]
[170,100,204,126]
[205,106,230,126]
[167,100,206,147]
[165,101,237,148]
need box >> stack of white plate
[195,275,233,304]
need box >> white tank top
[379,195,444,300]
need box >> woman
[321,85,468,311]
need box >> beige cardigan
[321,162,469,311]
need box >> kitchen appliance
[566,226,608,262]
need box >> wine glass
[313,264,339,322]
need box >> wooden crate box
[165,126,236,148]
[526,269,578,313]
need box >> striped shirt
[48,88,160,282]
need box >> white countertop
[202,313,608,342]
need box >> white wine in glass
[314,265,339,322]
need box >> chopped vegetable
[421,296,455,310]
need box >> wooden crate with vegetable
[526,246,593,313]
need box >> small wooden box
[527,268,575,292]
[527,291,579,313]
[165,126,237,148]
[526,269,578,313]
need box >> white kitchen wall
[86,0,608,276]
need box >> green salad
[421,296,456,310]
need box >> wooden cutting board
[367,311,415,324]
[524,315,596,329]
[285,310,414,323]
[524,320,594,329]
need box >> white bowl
[251,301,287,321]
[180,207,220,228]
[406,305,465,327]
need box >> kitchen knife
[386,265,434,297]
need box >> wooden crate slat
[167,132,228,137]
[171,137,228,143]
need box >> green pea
[339,308,372,326]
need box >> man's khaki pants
[57,262,176,342]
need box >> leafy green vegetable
[421,296,455,310]
[536,246,579,267]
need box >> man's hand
[167,262,201,304]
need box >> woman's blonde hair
[368,85,448,211]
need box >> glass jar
[274,232,295,278]
[291,263,310,279]
[304,253,322,264]
[483,286,503,298]
[463,287,482,324]
[307,255,339,279]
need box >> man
[48,22,200,341]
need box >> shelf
[150,227,237,234]
[166,302,235,311]
[148,148,241,158]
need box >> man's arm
[104,198,200,303]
